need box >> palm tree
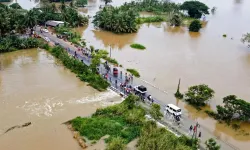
[23,9,39,29]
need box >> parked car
[164,104,182,116]
[44,37,50,42]
[133,85,147,95]
[113,68,118,77]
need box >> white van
[165,104,182,116]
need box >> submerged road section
[35,27,238,150]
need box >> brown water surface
[0,49,121,150]
[77,0,250,149]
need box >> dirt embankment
[66,124,87,149]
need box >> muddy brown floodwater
[1,0,250,149]
[0,49,121,150]
[78,0,250,149]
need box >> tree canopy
[93,7,138,33]
[9,3,22,9]
[216,95,250,122]
[185,84,214,107]
[205,138,221,150]
[180,1,209,18]
[150,104,163,120]
[76,0,88,7]
[241,33,250,47]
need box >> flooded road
[1,0,250,149]
[0,49,121,150]
[78,0,250,149]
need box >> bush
[205,138,221,150]
[130,43,146,50]
[126,68,140,77]
[189,20,202,32]
[49,46,109,91]
[0,36,42,53]
[106,137,125,150]
[71,95,144,145]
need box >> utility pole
[109,44,112,58]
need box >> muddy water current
[0,49,121,150]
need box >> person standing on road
[198,131,201,138]
[120,71,122,79]
[115,80,117,87]
[189,125,193,135]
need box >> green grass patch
[70,95,144,144]
[136,16,165,24]
[126,68,140,77]
[130,43,146,50]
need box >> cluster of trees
[120,0,180,14]
[241,33,250,47]
[0,1,88,36]
[0,35,42,53]
[93,0,209,33]
[93,7,138,33]
[207,95,250,124]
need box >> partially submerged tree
[185,84,214,107]
[169,13,182,26]
[241,33,250,48]
[180,1,209,19]
[205,138,221,150]
[150,104,163,120]
[103,0,112,5]
[189,20,202,32]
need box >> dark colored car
[113,68,118,77]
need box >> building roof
[45,20,64,27]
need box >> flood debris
[4,122,32,134]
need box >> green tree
[185,84,214,107]
[180,1,209,19]
[76,0,87,7]
[241,33,250,47]
[150,104,163,120]
[122,94,140,109]
[106,137,125,150]
[205,138,220,150]
[103,0,112,5]
[23,9,39,29]
[189,20,202,32]
[9,3,22,9]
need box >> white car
[42,29,49,33]
[165,104,182,116]
[44,37,50,42]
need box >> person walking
[189,125,193,135]
[120,71,122,79]
[198,131,201,138]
